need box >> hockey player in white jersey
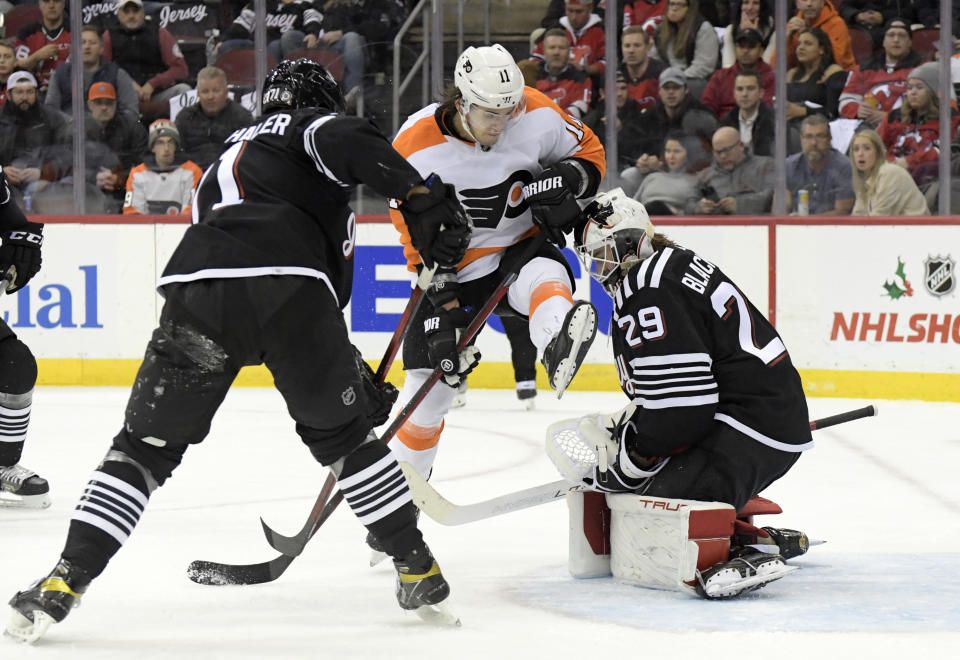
[558,189,812,598]
[384,44,606,497]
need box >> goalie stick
[404,405,878,526]
[189,235,549,585]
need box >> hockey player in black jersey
[6,59,471,643]
[567,189,812,597]
[0,170,48,510]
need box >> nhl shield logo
[341,386,356,406]
[924,255,955,297]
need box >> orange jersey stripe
[396,420,445,451]
[522,87,607,179]
[529,281,574,318]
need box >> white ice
[2,387,958,659]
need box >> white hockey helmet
[454,44,525,113]
[575,188,656,296]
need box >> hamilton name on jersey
[612,245,813,453]
[159,109,422,309]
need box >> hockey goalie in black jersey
[559,189,813,598]
[7,59,471,643]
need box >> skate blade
[522,399,536,411]
[554,307,597,400]
[369,549,388,567]
[4,608,55,644]
[413,599,461,627]
[702,564,798,599]
[0,492,51,509]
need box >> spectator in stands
[45,25,139,121]
[123,119,203,215]
[786,27,847,123]
[623,0,668,35]
[0,39,17,107]
[619,25,665,111]
[718,70,789,157]
[632,132,703,215]
[85,81,147,211]
[785,0,856,71]
[691,125,774,214]
[318,1,384,100]
[878,62,960,189]
[721,0,774,68]
[839,1,916,51]
[328,0,405,82]
[103,0,191,107]
[216,0,323,65]
[838,18,925,129]
[618,67,718,195]
[13,0,71,94]
[651,0,719,100]
[583,72,646,171]
[0,71,71,206]
[784,114,854,215]
[175,67,253,169]
[532,0,606,78]
[701,27,774,118]
[534,29,592,119]
[850,128,929,215]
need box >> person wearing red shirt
[619,26,665,110]
[532,0,606,77]
[623,0,667,35]
[701,28,775,118]
[13,0,71,93]
[535,29,593,119]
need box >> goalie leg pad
[605,494,736,592]
[567,491,612,578]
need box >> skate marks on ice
[506,554,960,632]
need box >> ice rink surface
[1,387,958,658]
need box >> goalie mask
[262,59,345,114]
[575,189,655,297]
[454,44,526,145]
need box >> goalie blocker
[568,492,797,598]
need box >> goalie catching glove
[400,175,472,270]
[0,221,43,293]
[423,307,481,388]
[523,161,585,248]
[547,412,668,493]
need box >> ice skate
[695,548,797,599]
[6,559,90,644]
[0,464,50,509]
[394,545,459,626]
[366,531,388,567]
[516,383,537,410]
[541,301,597,399]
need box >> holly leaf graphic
[883,280,907,299]
[895,257,908,281]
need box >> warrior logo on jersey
[924,255,955,297]
[459,169,534,229]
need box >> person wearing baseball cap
[124,119,203,215]
[701,25,775,118]
[85,80,148,211]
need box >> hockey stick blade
[187,554,294,586]
[259,473,337,557]
[402,405,877,527]
[399,461,582,526]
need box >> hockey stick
[188,235,548,585]
[257,265,438,558]
[403,405,879,526]
[0,266,16,297]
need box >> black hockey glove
[352,346,399,427]
[423,306,481,388]
[581,417,664,494]
[523,161,584,248]
[400,175,472,270]
[424,265,460,308]
[0,221,43,293]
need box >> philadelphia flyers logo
[458,170,534,229]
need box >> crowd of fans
[0,0,406,213]
[530,0,960,216]
[0,0,958,216]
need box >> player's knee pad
[297,412,370,466]
[399,368,455,428]
[0,335,37,394]
[110,426,188,487]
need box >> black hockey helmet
[262,59,345,114]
